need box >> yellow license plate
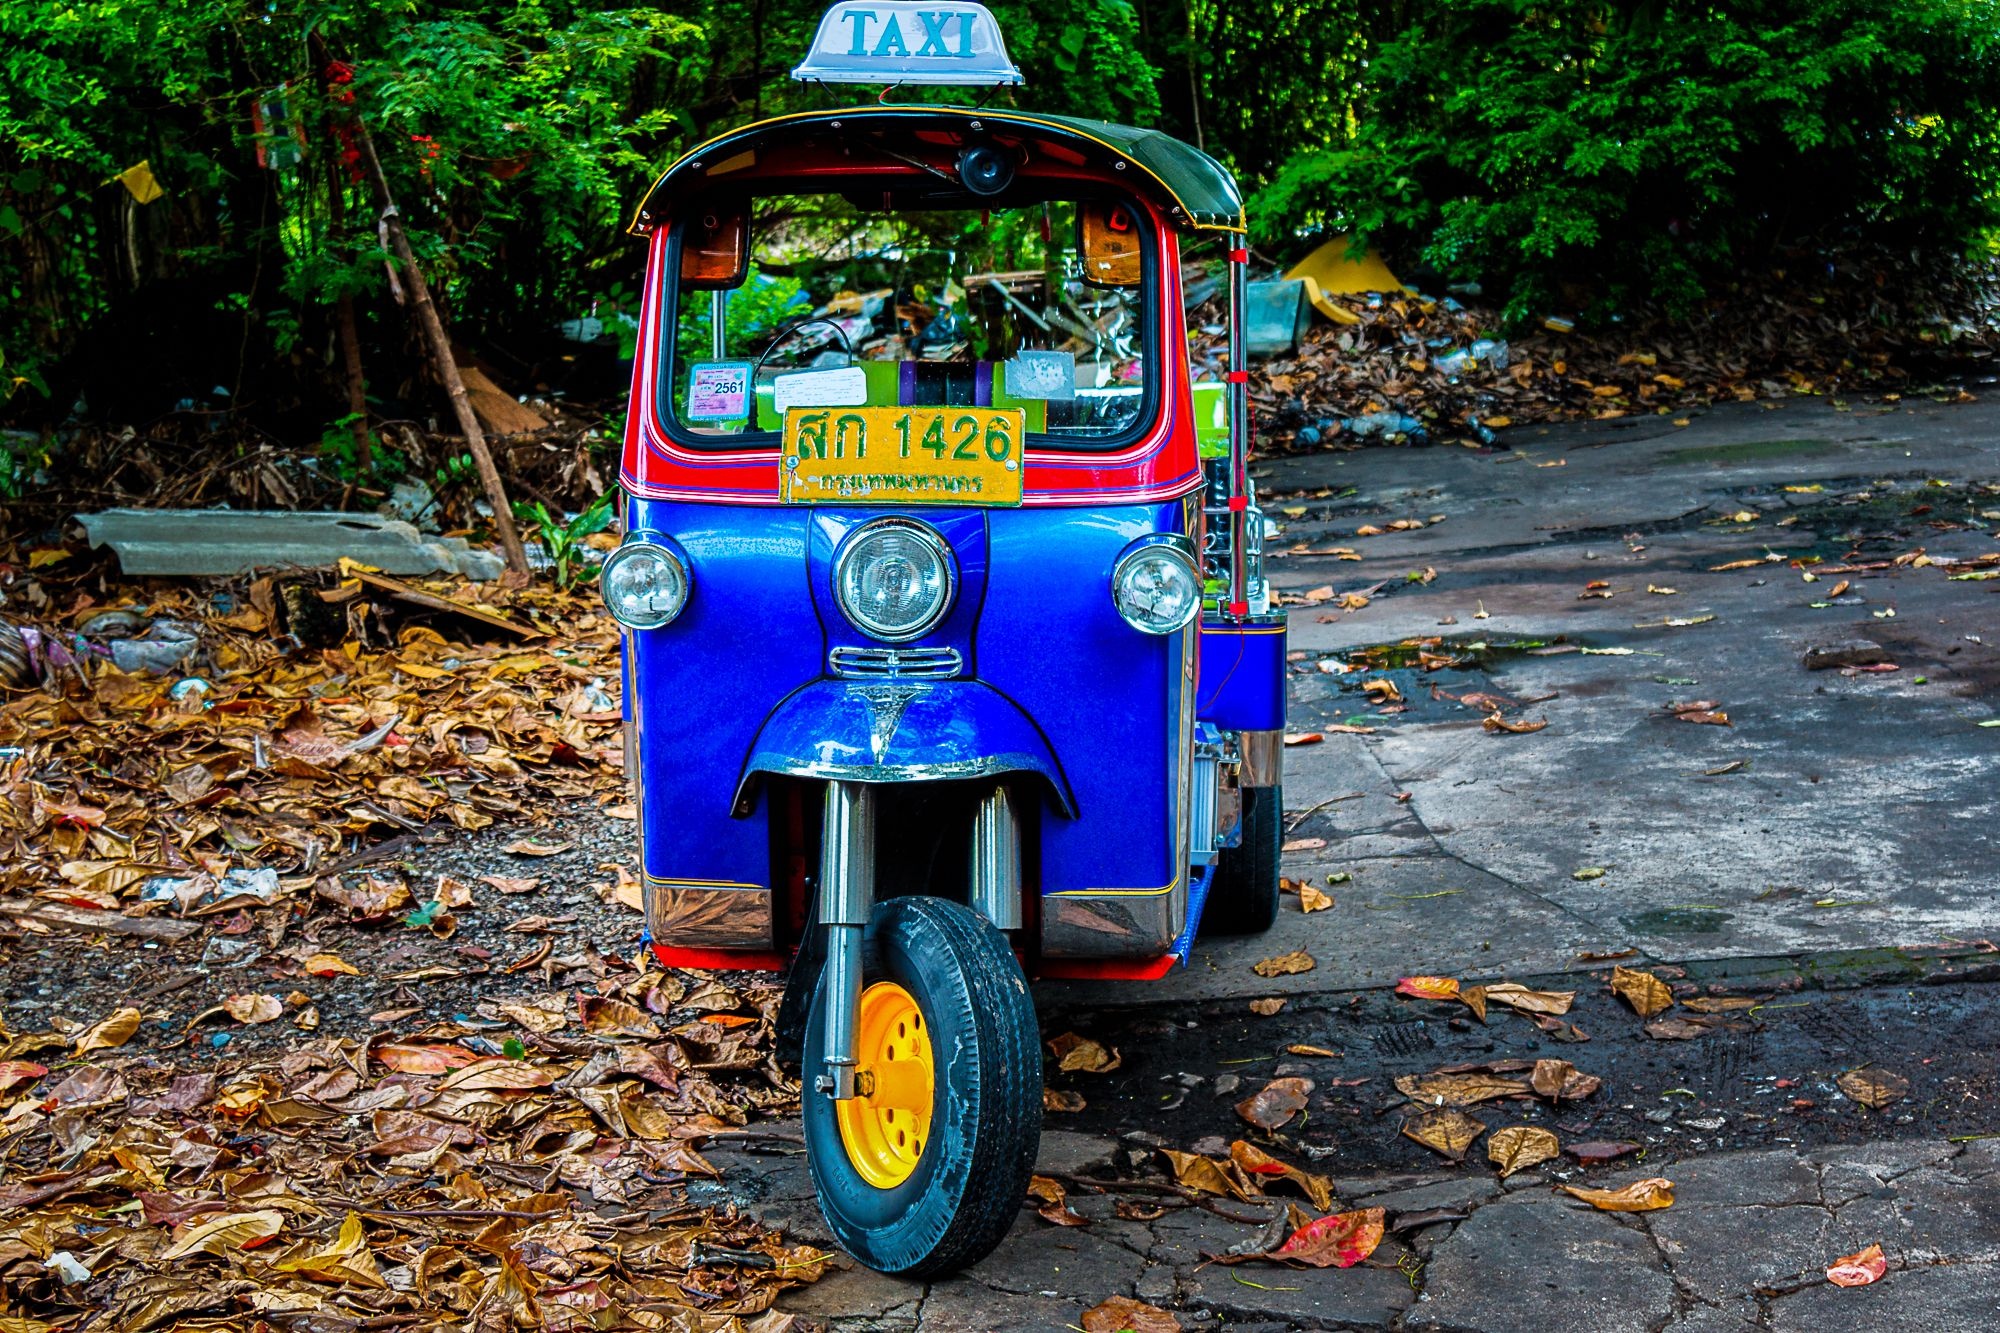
[779,406,1025,506]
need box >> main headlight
[835,518,956,643]
[1112,536,1200,634]
[601,537,690,629]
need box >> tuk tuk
[604,0,1286,1277]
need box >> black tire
[802,896,1041,1277]
[1201,784,1282,935]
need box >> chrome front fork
[814,781,1022,1102]
[816,781,875,1101]
[968,786,1023,930]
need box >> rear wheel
[1201,784,1281,935]
[802,896,1041,1277]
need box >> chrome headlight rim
[600,532,691,630]
[1111,533,1200,635]
[833,516,958,644]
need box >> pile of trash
[1202,238,2000,449]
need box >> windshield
[658,193,1154,450]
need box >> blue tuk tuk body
[602,1,1286,1278]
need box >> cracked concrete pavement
[734,1135,2000,1331]
[736,395,2000,1330]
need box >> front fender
[735,679,1076,817]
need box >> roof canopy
[631,106,1245,235]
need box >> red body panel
[620,199,1200,509]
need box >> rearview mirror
[680,207,748,288]
[1079,201,1141,287]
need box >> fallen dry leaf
[1402,1109,1487,1160]
[1161,1149,1256,1203]
[1488,1126,1561,1177]
[1675,709,1731,726]
[1645,1017,1712,1041]
[158,1209,285,1260]
[270,1211,387,1287]
[1025,1175,1090,1227]
[1528,1059,1600,1101]
[0,1061,47,1093]
[1237,1076,1314,1130]
[1249,997,1287,1016]
[1395,1071,1530,1108]
[1825,1243,1888,1288]
[1298,884,1334,913]
[1253,950,1316,978]
[74,1006,141,1055]
[1048,1032,1122,1074]
[1266,1207,1385,1268]
[1483,714,1548,734]
[372,1042,480,1074]
[1230,1139,1334,1211]
[222,994,284,1025]
[502,837,574,857]
[1610,966,1674,1018]
[1680,995,1762,1013]
[302,952,360,977]
[1395,975,1461,1002]
[1558,1178,1676,1212]
[1567,1140,1642,1163]
[1483,983,1575,1017]
[1044,1088,1086,1113]
[1837,1067,1911,1111]
[1081,1295,1181,1333]
[1283,732,1325,746]
[577,996,662,1039]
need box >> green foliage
[514,490,616,589]
[676,264,807,369]
[1251,0,2000,318]
[7,0,2000,428]
[317,414,406,486]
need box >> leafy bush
[1251,0,2000,320]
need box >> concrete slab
[79,508,505,579]
[1410,1192,1676,1333]
[1767,1260,2000,1333]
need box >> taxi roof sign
[792,2,1024,86]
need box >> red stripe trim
[1037,954,1178,981]
[650,944,789,973]
[624,208,1200,504]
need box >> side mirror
[680,207,748,288]
[1079,201,1142,287]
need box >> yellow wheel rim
[835,981,936,1189]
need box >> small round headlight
[1112,538,1200,634]
[601,540,690,629]
[835,518,956,643]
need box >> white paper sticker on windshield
[773,366,869,414]
[1003,350,1074,400]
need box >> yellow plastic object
[837,982,936,1189]
[1284,234,1405,324]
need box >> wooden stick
[350,120,527,576]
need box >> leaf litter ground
[0,562,825,1331]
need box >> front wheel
[1200,784,1282,935]
[802,896,1041,1277]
